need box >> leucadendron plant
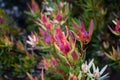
[105,46,120,71]
[102,19,120,71]
[26,0,108,80]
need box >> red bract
[40,14,52,30]
[30,0,39,13]
[45,23,52,30]
[43,57,50,70]
[32,77,38,80]
[52,11,63,23]
[74,20,94,44]
[51,57,58,66]
[55,26,70,56]
[0,16,4,24]
[56,12,62,22]
[109,20,120,36]
[40,29,53,44]
[71,51,79,61]
[41,14,47,23]
[116,20,120,28]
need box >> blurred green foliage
[0,0,120,80]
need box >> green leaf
[58,63,69,74]
[57,52,68,63]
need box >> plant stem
[91,0,98,31]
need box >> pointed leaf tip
[89,20,94,36]
[100,65,108,75]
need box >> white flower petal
[33,35,36,42]
[96,67,99,73]
[88,59,94,68]
[28,35,33,41]
[100,65,108,75]
[98,73,109,80]
[26,41,34,46]
[78,71,82,80]
[46,7,54,11]
[112,20,117,25]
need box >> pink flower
[51,57,58,66]
[45,22,52,30]
[41,13,47,23]
[40,13,52,30]
[81,62,88,73]
[93,68,100,78]
[105,47,120,61]
[42,57,51,70]
[31,77,38,80]
[55,12,62,22]
[81,59,93,73]
[71,51,79,61]
[30,0,39,13]
[40,28,53,44]
[108,19,120,36]
[54,26,70,56]
[74,20,94,44]
[0,16,4,24]
[52,12,63,24]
